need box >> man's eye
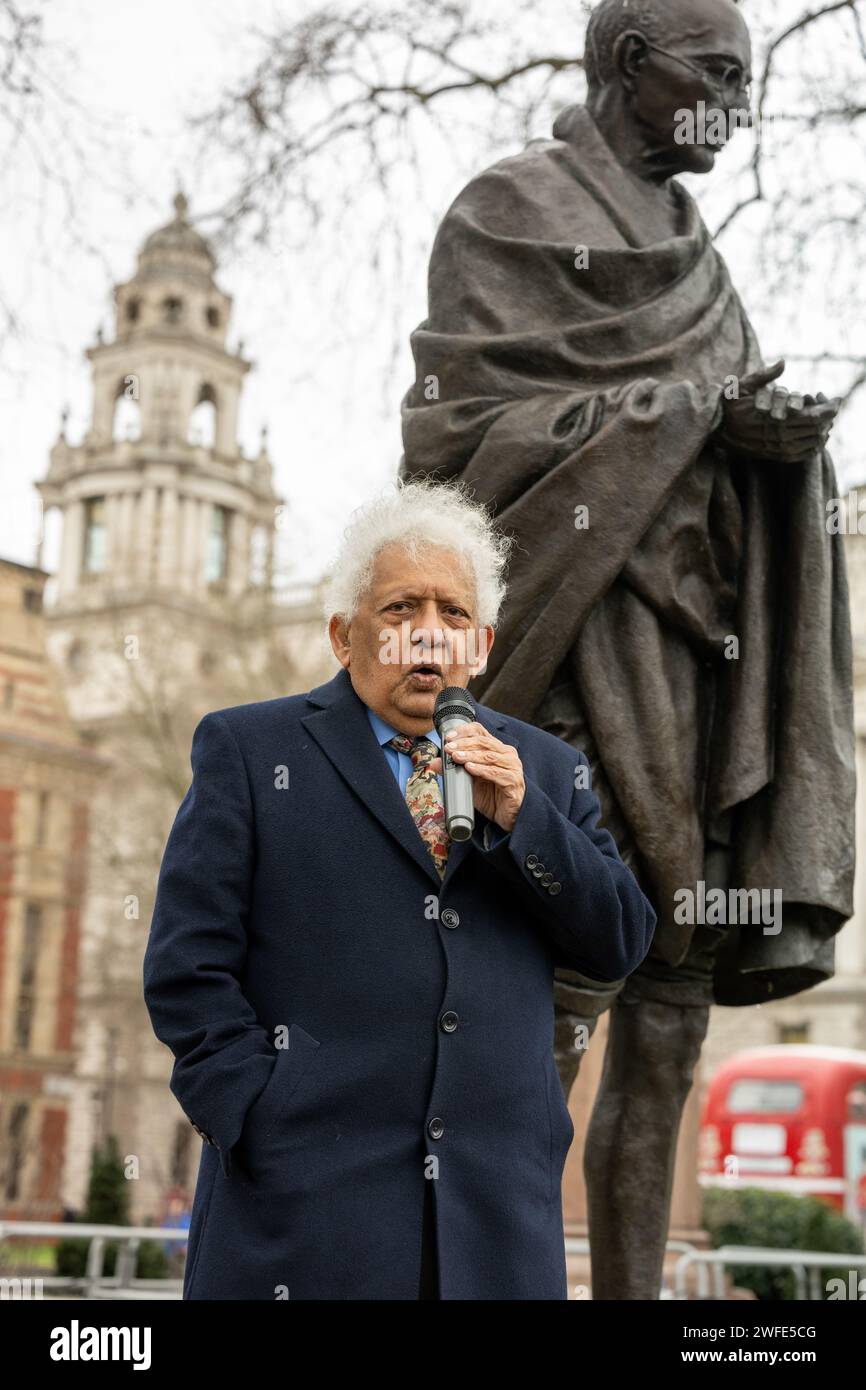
[713,63,748,89]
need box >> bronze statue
[400,0,856,1298]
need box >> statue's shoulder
[441,135,573,228]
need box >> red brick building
[0,558,102,1219]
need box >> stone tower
[39,191,279,616]
[31,195,323,1223]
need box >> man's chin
[398,680,440,703]
[687,144,720,173]
[390,672,450,716]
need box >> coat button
[548,881,562,895]
[532,864,546,878]
[525,853,539,869]
[441,908,460,929]
[440,1011,459,1033]
[541,872,554,886]
[428,1117,445,1140]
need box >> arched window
[126,298,141,323]
[205,305,220,328]
[112,376,141,442]
[188,383,217,447]
[162,296,183,324]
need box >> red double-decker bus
[699,1045,866,1226]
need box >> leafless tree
[193,0,866,430]
[0,0,122,359]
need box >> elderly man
[401,0,855,1297]
[142,480,655,1301]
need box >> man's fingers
[802,400,840,416]
[769,386,790,420]
[741,358,785,393]
[784,414,837,433]
[449,742,511,769]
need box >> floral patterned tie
[388,734,450,879]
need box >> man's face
[328,542,495,735]
[627,0,752,174]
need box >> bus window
[727,1079,803,1114]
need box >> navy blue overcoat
[143,666,655,1299]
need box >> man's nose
[411,613,448,658]
[726,94,753,127]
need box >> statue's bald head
[584,0,747,93]
[581,0,751,179]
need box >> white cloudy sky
[2,0,864,588]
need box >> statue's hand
[718,359,840,462]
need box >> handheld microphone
[434,686,476,842]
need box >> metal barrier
[0,1221,186,1299]
[673,1246,866,1301]
[6,1222,860,1301]
[564,1236,698,1299]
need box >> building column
[58,498,85,600]
[116,491,137,587]
[216,385,238,457]
[176,495,196,594]
[157,487,179,589]
[228,511,249,596]
[136,487,157,585]
[105,494,122,588]
[264,521,274,592]
[196,499,212,594]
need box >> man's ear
[613,30,650,93]
[328,614,351,669]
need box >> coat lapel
[301,667,518,890]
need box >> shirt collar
[366,704,440,748]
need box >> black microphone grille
[434,686,476,731]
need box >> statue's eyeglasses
[642,41,752,101]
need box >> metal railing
[5,1223,862,1301]
[673,1246,866,1301]
[0,1221,186,1299]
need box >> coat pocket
[235,1024,321,1179]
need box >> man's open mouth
[408,663,442,678]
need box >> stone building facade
[0,559,102,1219]
[30,195,332,1221]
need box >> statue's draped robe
[400,105,855,1005]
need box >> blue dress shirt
[365,706,443,797]
[364,704,507,850]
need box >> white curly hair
[322,478,514,632]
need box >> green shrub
[54,1135,167,1282]
[702,1186,864,1300]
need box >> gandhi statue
[400,0,856,1298]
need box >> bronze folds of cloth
[401,102,854,1011]
[400,92,855,1299]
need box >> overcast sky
[3,0,864,589]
